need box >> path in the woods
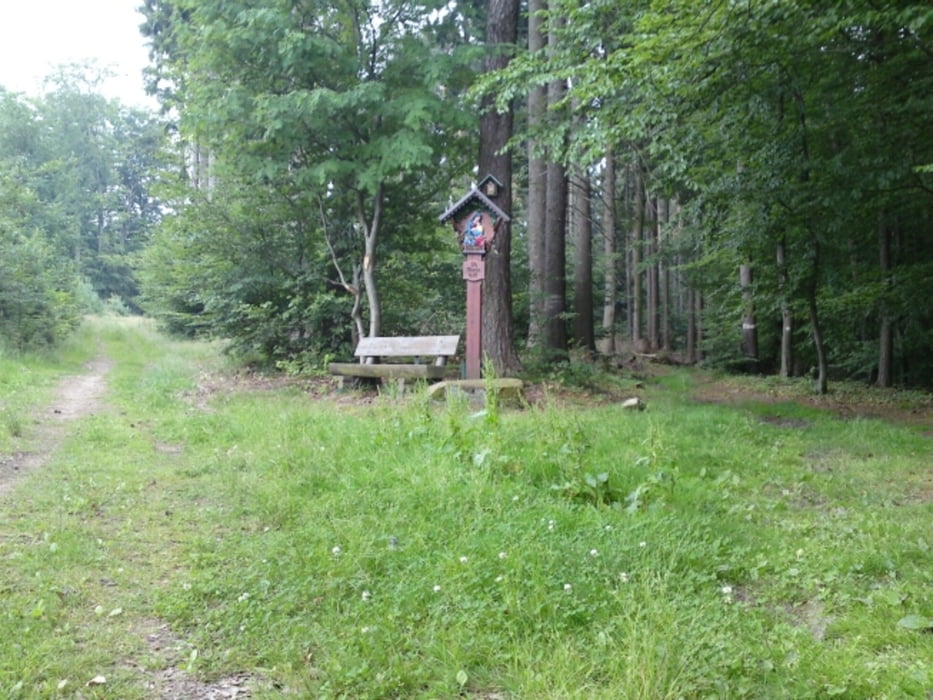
[0,357,111,498]
[0,357,261,698]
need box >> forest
[1,0,931,390]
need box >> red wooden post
[439,176,510,381]
[463,253,485,379]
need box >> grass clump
[0,318,930,698]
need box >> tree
[525,0,547,348]
[478,0,522,374]
[599,148,619,353]
[141,0,477,363]
[0,68,164,348]
[0,160,79,349]
[35,66,165,308]
[570,166,593,351]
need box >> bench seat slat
[354,335,459,358]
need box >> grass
[0,316,930,698]
[0,322,99,451]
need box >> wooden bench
[328,335,460,387]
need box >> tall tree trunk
[525,0,547,348]
[571,166,594,352]
[776,237,793,378]
[479,0,521,374]
[877,211,893,387]
[670,199,687,355]
[740,263,759,365]
[807,238,827,394]
[356,186,383,337]
[695,287,704,363]
[630,165,645,351]
[658,197,671,352]
[645,195,658,350]
[686,281,704,364]
[686,287,696,363]
[542,16,567,357]
[543,159,568,354]
[349,264,364,347]
[600,147,618,354]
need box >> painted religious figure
[462,211,486,249]
[459,209,496,254]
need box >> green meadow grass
[0,317,930,698]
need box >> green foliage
[0,171,80,350]
[0,72,166,351]
[139,0,478,365]
[486,0,933,387]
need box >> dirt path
[0,357,112,498]
[0,357,263,698]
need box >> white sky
[0,0,155,108]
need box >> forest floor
[190,361,933,430]
[6,357,930,502]
[687,371,933,434]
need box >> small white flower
[548,519,556,531]
[639,541,647,548]
[459,556,469,564]
[361,590,371,601]
[433,584,441,593]
[237,592,250,603]
[721,585,733,596]
[619,571,629,583]
[512,495,520,502]
[498,551,507,560]
[795,548,804,559]
[361,626,372,634]
[563,583,573,593]
[495,575,504,583]
[589,548,599,557]
[604,525,613,531]
[331,546,341,556]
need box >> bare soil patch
[134,620,263,699]
[0,358,112,498]
[689,373,933,430]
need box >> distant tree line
[0,67,164,351]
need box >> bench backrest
[355,335,460,359]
